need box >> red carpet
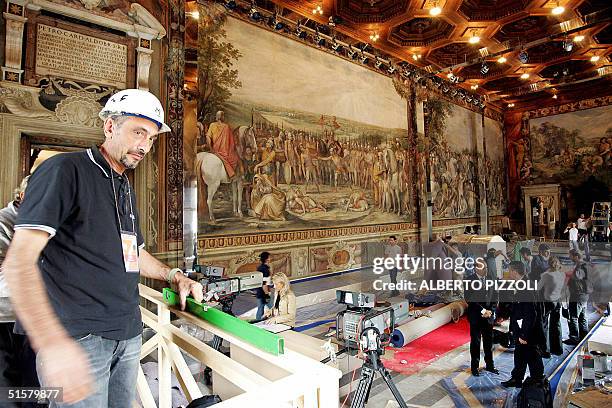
[382,317,471,375]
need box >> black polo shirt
[15,146,144,340]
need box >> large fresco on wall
[528,105,612,188]
[429,103,480,219]
[485,117,506,216]
[196,5,410,235]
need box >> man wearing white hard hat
[3,89,204,406]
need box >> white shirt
[385,244,402,260]
[577,218,587,229]
[533,207,539,217]
[568,227,578,241]
[539,270,565,302]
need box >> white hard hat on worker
[99,89,171,133]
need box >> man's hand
[518,337,527,345]
[175,274,204,311]
[482,309,492,318]
[37,336,94,404]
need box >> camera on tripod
[335,290,407,408]
[195,265,263,314]
[335,290,395,350]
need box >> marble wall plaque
[35,24,127,88]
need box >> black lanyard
[109,168,136,234]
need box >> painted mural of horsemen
[195,121,257,223]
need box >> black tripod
[350,328,408,408]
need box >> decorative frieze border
[196,215,503,250]
[526,95,612,119]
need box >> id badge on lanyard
[110,170,140,273]
[121,231,140,273]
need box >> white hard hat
[99,89,171,133]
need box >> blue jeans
[256,294,274,320]
[37,334,141,408]
[568,301,588,342]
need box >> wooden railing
[137,284,342,408]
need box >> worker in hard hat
[2,89,204,406]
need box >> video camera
[335,290,395,350]
[195,265,263,314]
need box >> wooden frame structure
[138,284,342,407]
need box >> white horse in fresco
[195,125,257,223]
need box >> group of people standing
[467,243,594,388]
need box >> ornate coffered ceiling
[184,0,612,112]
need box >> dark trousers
[390,268,399,296]
[0,322,39,408]
[568,301,588,342]
[511,342,544,381]
[469,318,494,370]
[542,302,563,354]
[390,268,398,284]
[547,302,563,354]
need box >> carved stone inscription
[35,24,127,87]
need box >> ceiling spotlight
[328,15,341,26]
[552,1,565,15]
[508,103,515,108]
[497,56,507,63]
[429,1,442,16]
[447,72,459,83]
[552,94,558,99]
[331,39,343,53]
[295,25,307,39]
[562,38,573,52]
[590,55,600,62]
[369,32,380,42]
[412,53,422,61]
[520,73,530,79]
[480,62,490,75]
[224,0,237,11]
[269,13,284,31]
[313,4,323,15]
[573,35,584,42]
[187,11,199,19]
[249,6,262,21]
[471,84,479,90]
[468,32,480,44]
[518,50,529,64]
